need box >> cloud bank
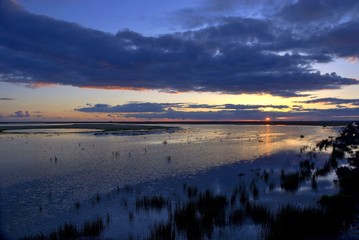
[0,0,358,97]
[297,97,359,106]
[76,101,359,121]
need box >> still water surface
[0,124,339,239]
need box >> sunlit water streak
[0,124,340,239]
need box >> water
[3,128,102,133]
[0,124,340,239]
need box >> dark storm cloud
[312,21,359,58]
[277,0,359,25]
[10,110,30,118]
[0,0,358,97]
[297,98,359,106]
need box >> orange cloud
[346,56,358,63]
[79,85,149,91]
[29,82,59,88]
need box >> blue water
[0,124,340,239]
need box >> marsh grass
[136,196,168,211]
[311,175,318,191]
[319,194,355,211]
[245,203,271,224]
[265,205,342,240]
[336,167,359,190]
[252,183,259,199]
[82,218,104,237]
[173,190,227,239]
[280,172,300,191]
[21,218,104,240]
[183,184,198,198]
[228,208,245,226]
[148,221,175,240]
[262,170,270,183]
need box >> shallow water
[3,128,103,133]
[0,124,340,239]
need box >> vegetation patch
[135,196,168,211]
[280,172,300,191]
[20,217,104,240]
[265,205,342,240]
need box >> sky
[0,0,359,122]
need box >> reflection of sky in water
[4,128,102,133]
[0,123,72,127]
[0,124,341,239]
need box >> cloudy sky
[0,0,358,121]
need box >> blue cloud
[126,107,359,121]
[76,102,174,113]
[10,110,30,118]
[0,0,358,97]
[297,97,359,106]
[76,102,290,113]
[76,102,359,121]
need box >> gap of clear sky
[0,0,359,121]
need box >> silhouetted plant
[184,185,198,198]
[230,188,239,206]
[280,172,300,191]
[136,196,167,211]
[315,160,333,177]
[265,205,342,240]
[262,170,269,183]
[245,202,271,224]
[317,138,333,150]
[332,148,345,159]
[21,218,105,240]
[174,190,227,239]
[319,194,354,211]
[311,175,317,192]
[252,184,259,200]
[299,160,312,180]
[228,208,245,226]
[148,221,175,240]
[336,167,359,191]
[82,218,104,237]
[240,189,249,205]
